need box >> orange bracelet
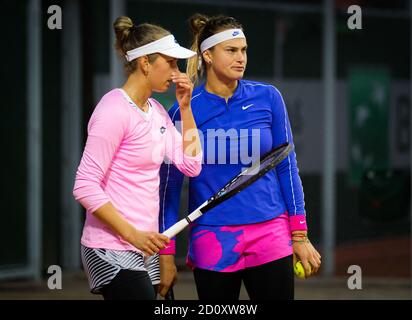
[291,234,308,238]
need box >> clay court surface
[1,236,410,300]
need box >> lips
[232,67,245,71]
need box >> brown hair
[113,16,171,75]
[187,14,243,84]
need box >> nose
[171,60,179,71]
[236,51,245,64]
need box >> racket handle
[162,201,208,238]
[163,219,189,238]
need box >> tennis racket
[162,142,293,238]
[164,288,174,300]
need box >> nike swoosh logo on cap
[242,104,254,110]
[299,220,305,224]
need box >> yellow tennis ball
[294,261,306,279]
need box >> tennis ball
[294,261,306,279]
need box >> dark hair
[187,13,243,83]
[113,16,171,75]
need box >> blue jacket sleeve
[271,87,306,218]
[159,103,185,242]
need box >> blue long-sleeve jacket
[159,80,306,236]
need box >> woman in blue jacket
[158,14,321,300]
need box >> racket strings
[223,145,291,193]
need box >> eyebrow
[225,45,248,50]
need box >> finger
[308,248,321,267]
[171,73,188,79]
[176,84,192,90]
[150,239,166,252]
[150,235,166,249]
[175,82,192,88]
[157,234,170,244]
[310,263,319,274]
[172,76,192,83]
[171,72,189,79]
[147,236,160,249]
[313,257,321,273]
[144,247,155,256]
[310,257,321,274]
[171,76,189,82]
[152,239,166,250]
[313,253,321,265]
[310,245,322,260]
[159,285,170,297]
[301,260,312,276]
[161,278,174,289]
[292,254,297,266]
[309,261,317,273]
[148,242,160,253]
[175,84,191,91]
[171,71,182,78]
[152,234,169,248]
[145,238,160,252]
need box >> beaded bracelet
[292,238,310,244]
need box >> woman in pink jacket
[73,16,202,300]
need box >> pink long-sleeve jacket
[73,89,202,251]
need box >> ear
[202,50,212,65]
[138,55,150,75]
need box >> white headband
[200,29,245,53]
[125,34,196,62]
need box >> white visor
[200,29,246,53]
[126,34,196,62]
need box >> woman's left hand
[292,235,322,277]
[172,72,193,110]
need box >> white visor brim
[126,34,196,61]
[160,46,196,59]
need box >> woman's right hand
[92,203,170,256]
[172,71,193,109]
[127,230,170,256]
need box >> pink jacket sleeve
[164,108,202,177]
[73,98,129,213]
